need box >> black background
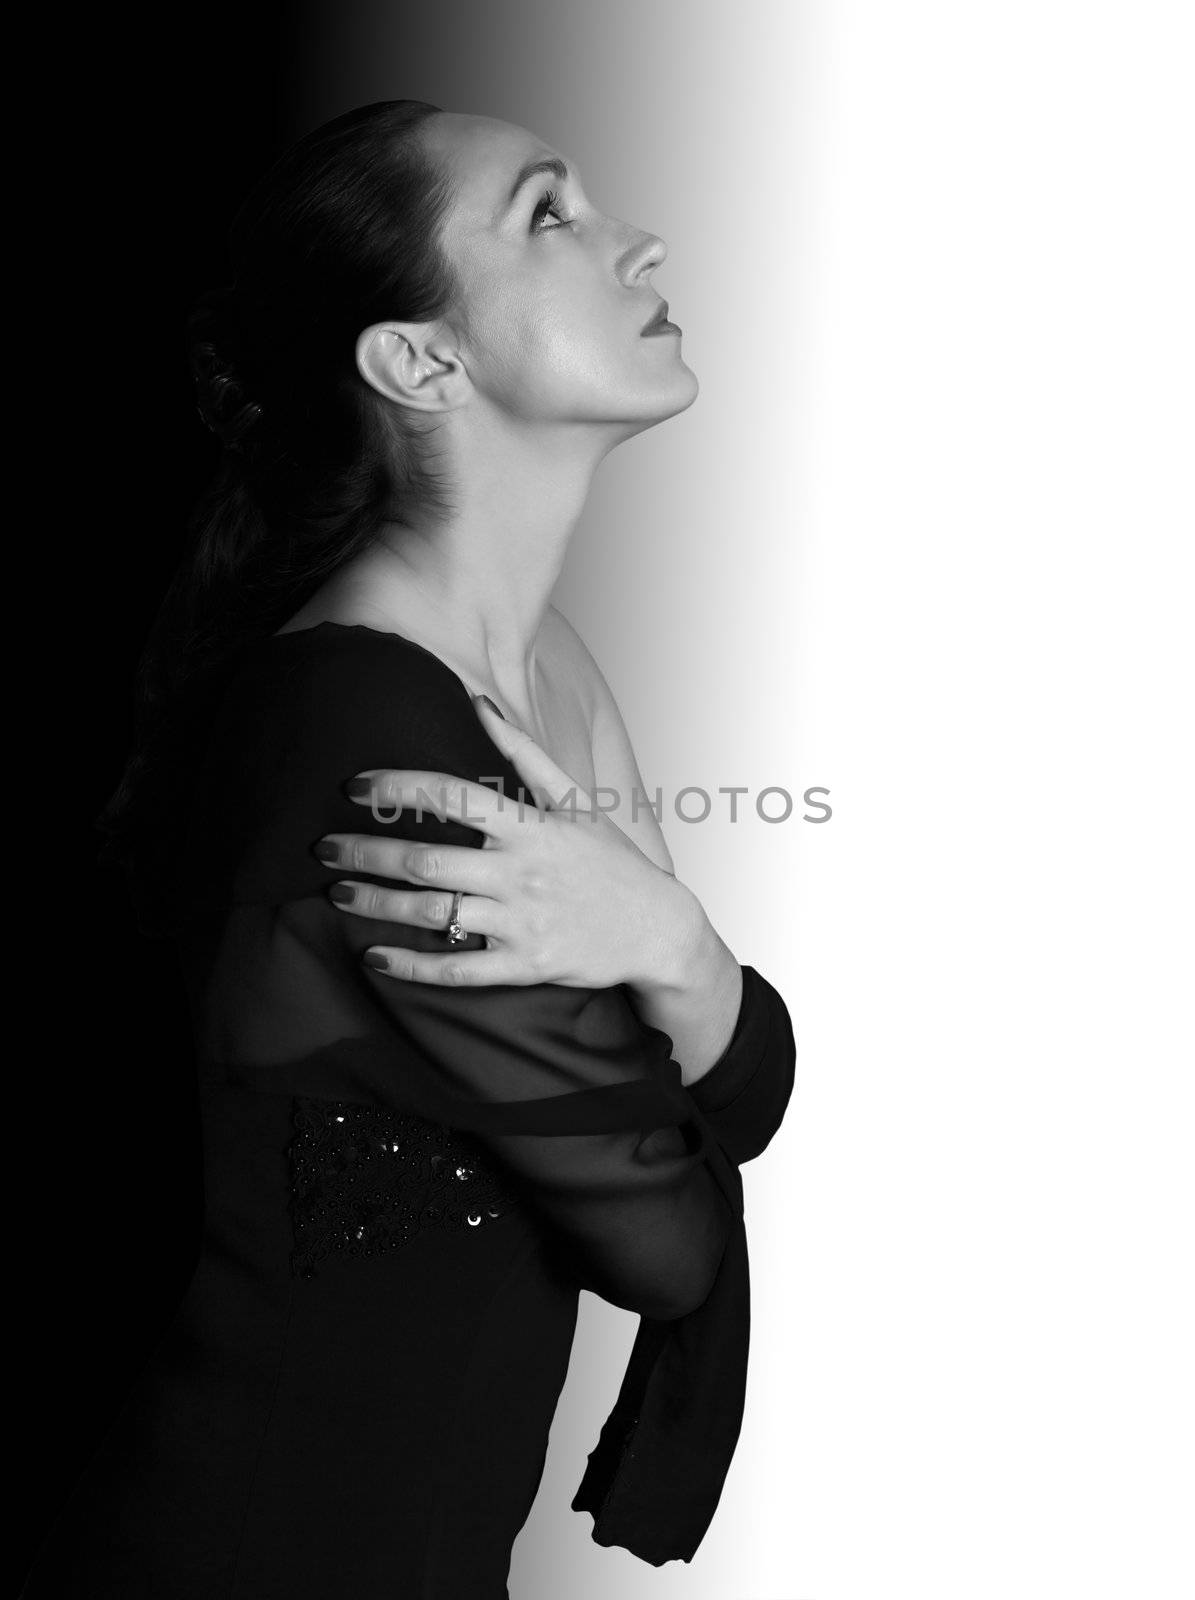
[18,6,310,1584]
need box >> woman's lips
[640,302,681,336]
[641,300,681,335]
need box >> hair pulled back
[100,99,461,918]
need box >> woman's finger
[472,698,596,814]
[360,945,529,987]
[329,881,506,937]
[314,833,500,893]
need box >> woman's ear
[355,322,463,411]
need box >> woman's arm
[577,621,746,1084]
[318,610,795,1156]
[579,638,797,1155]
[328,718,745,1086]
[620,872,745,1087]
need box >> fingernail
[313,840,340,863]
[329,883,355,906]
[478,694,506,721]
[362,950,389,971]
[345,778,374,800]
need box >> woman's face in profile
[420,111,698,434]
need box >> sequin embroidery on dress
[287,1096,520,1278]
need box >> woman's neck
[280,415,613,725]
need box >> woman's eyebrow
[501,155,571,215]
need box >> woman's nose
[622,227,668,283]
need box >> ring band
[446,890,467,944]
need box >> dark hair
[99,99,462,920]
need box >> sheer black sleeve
[684,963,797,1166]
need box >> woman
[23,100,796,1598]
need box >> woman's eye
[532,188,572,231]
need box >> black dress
[22,621,796,1599]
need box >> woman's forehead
[421,112,566,230]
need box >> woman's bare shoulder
[543,605,676,874]
[543,604,637,735]
[541,604,602,700]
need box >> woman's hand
[313,695,704,990]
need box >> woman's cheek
[492,319,607,419]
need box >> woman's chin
[593,366,700,443]
[665,361,700,412]
[648,366,700,426]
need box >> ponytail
[97,99,461,924]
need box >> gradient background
[20,3,1192,1597]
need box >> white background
[545,5,1194,1598]
[313,4,1195,1595]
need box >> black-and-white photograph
[18,3,1192,1597]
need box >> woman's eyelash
[532,188,572,230]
